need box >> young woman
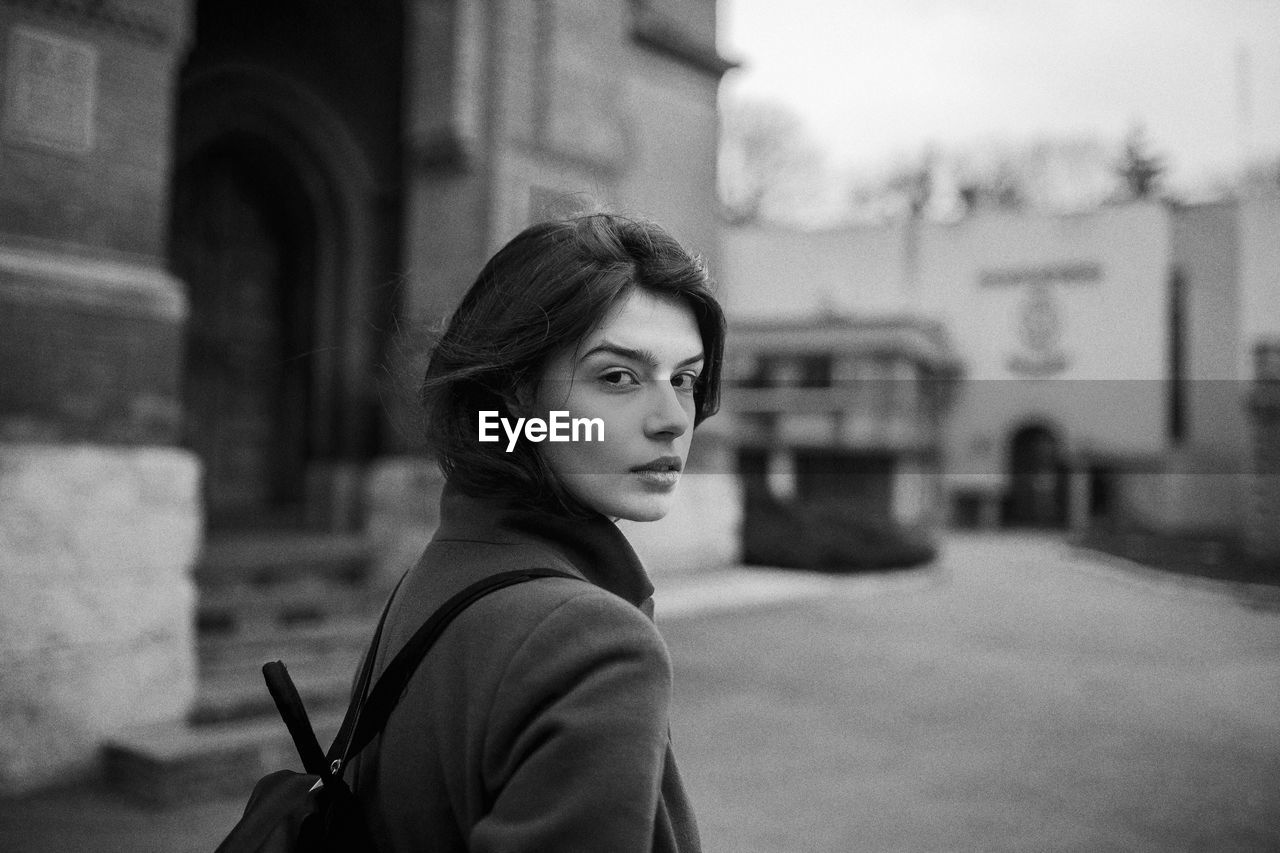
[351,213,726,852]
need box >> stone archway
[170,65,381,531]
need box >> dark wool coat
[350,482,701,853]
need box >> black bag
[214,568,577,853]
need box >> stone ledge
[0,242,186,320]
[630,9,738,78]
[3,0,173,47]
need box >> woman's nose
[643,381,692,439]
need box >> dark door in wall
[173,147,317,529]
[1004,424,1067,528]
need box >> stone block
[0,444,199,580]
[1,635,194,792]
[0,443,200,794]
[0,575,194,656]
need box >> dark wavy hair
[420,213,726,515]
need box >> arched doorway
[165,2,405,725]
[172,141,317,529]
[1004,424,1067,528]
[168,55,389,533]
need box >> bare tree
[1114,124,1166,200]
[718,96,830,226]
[953,150,1027,213]
[855,149,938,221]
[954,136,1119,213]
[846,136,1116,222]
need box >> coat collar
[433,480,655,610]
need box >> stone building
[724,197,1280,538]
[0,0,734,795]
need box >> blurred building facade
[723,198,1280,539]
[723,315,960,529]
[0,0,733,794]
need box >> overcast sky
[719,0,1280,194]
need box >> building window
[797,355,832,388]
[742,355,776,389]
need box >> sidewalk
[4,544,1278,852]
[0,782,245,853]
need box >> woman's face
[530,288,704,522]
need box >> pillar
[0,0,200,792]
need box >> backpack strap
[314,562,414,779]
[262,659,330,776]
[326,568,581,776]
[260,561,417,779]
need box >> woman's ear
[505,380,538,419]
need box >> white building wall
[722,226,909,320]
[919,203,1170,381]
[918,204,1173,493]
[1239,197,1280,379]
[1173,202,1245,452]
[1168,202,1247,530]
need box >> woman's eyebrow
[580,342,705,369]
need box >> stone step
[192,654,360,725]
[100,532,387,804]
[103,629,374,804]
[197,580,380,636]
[102,709,347,806]
[199,616,375,675]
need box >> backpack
[214,567,578,853]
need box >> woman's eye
[601,370,639,387]
[672,372,701,392]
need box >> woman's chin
[608,493,676,523]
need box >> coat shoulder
[462,576,669,673]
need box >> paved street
[662,534,1280,853]
[3,533,1278,852]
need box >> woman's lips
[632,469,681,489]
[630,457,682,489]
